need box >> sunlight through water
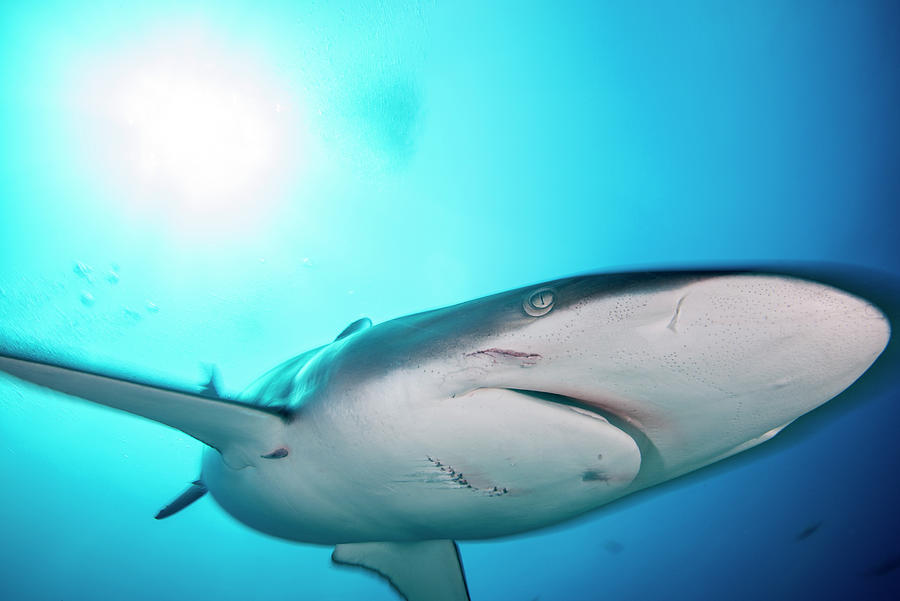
[71,28,304,235]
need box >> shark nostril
[524,288,556,317]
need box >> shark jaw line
[499,387,663,487]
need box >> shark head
[398,271,890,473]
[201,270,890,544]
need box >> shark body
[0,268,894,600]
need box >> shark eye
[524,287,556,317]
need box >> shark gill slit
[505,388,664,489]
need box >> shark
[0,266,895,600]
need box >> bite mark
[465,348,542,367]
[426,456,509,496]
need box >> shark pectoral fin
[155,480,208,520]
[0,352,284,464]
[332,540,470,601]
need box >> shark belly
[201,386,642,543]
[363,386,643,540]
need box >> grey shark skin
[0,267,894,601]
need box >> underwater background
[1,1,899,600]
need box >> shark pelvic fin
[155,480,208,520]
[334,317,372,341]
[332,540,470,601]
[0,351,285,468]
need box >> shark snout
[529,273,895,478]
[667,275,890,413]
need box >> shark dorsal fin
[335,317,372,341]
[332,540,470,601]
[200,364,223,398]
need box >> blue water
[1,2,899,600]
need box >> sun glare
[73,29,303,233]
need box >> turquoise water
[1,2,899,599]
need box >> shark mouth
[463,347,659,481]
[503,388,663,487]
[417,385,648,501]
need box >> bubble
[73,262,94,282]
[80,291,95,307]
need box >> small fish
[795,521,823,541]
[867,555,900,578]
